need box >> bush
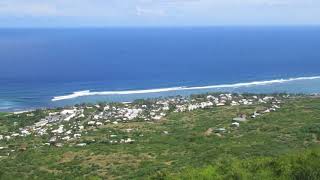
[163,148,320,180]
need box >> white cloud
[0,0,121,17]
[136,6,167,17]
[0,0,317,17]
[0,1,59,16]
[0,0,320,26]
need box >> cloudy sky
[0,0,319,27]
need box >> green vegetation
[167,148,320,180]
[0,112,8,116]
[0,110,47,132]
[1,97,320,179]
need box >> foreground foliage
[166,148,320,180]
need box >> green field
[0,112,8,117]
[1,97,320,179]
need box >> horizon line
[1,24,320,29]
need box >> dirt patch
[84,153,153,168]
[204,128,213,136]
[39,166,62,174]
[59,151,86,163]
[164,161,174,166]
[312,133,320,143]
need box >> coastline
[1,75,320,112]
[52,75,320,101]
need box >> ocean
[1,27,320,111]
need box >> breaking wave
[52,76,320,101]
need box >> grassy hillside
[167,148,320,180]
[1,97,320,179]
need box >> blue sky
[0,0,320,27]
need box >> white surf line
[52,76,320,101]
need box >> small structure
[231,122,240,127]
[55,143,63,147]
[251,111,261,119]
[88,121,96,126]
[52,125,64,134]
[231,101,240,106]
[49,136,57,143]
[263,109,271,114]
[214,128,226,133]
[216,103,225,106]
[62,136,71,141]
[96,122,103,126]
[233,114,247,122]
[125,138,135,143]
[76,143,87,147]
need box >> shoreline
[1,92,316,114]
[52,75,320,101]
[1,75,320,113]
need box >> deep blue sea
[1,27,320,111]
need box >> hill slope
[0,95,320,179]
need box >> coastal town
[0,93,287,156]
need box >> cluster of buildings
[229,96,283,128]
[0,93,287,151]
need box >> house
[125,129,133,133]
[263,109,271,114]
[35,120,48,127]
[62,136,71,141]
[96,122,103,126]
[21,130,31,136]
[152,115,162,120]
[52,125,64,134]
[60,109,76,115]
[12,133,20,137]
[88,121,96,125]
[49,136,57,143]
[64,113,76,121]
[206,95,215,100]
[215,128,226,133]
[76,143,87,147]
[231,122,240,127]
[251,111,261,118]
[65,130,72,135]
[55,143,63,147]
[231,101,240,106]
[272,105,280,109]
[216,103,225,106]
[121,138,135,144]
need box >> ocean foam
[52,76,320,101]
